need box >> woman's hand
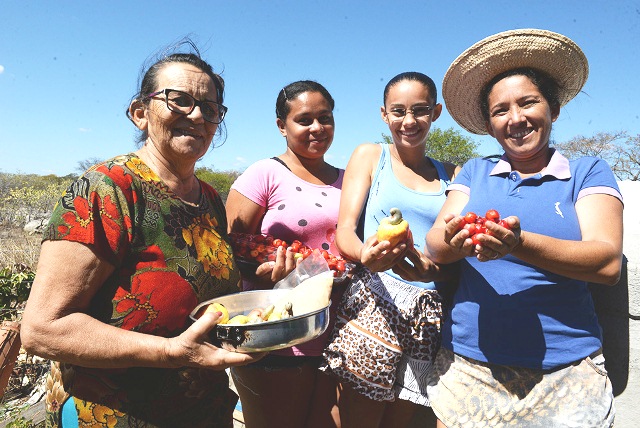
[442,214,522,262]
[360,231,411,272]
[460,215,522,262]
[254,246,298,285]
[442,213,478,257]
[166,311,266,370]
[391,247,441,282]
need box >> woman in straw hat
[425,29,623,427]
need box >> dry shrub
[0,227,41,271]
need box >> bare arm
[336,144,408,272]
[225,188,267,234]
[225,189,296,283]
[507,194,623,285]
[21,240,262,369]
[427,191,623,285]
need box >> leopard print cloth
[321,267,442,404]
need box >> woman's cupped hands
[360,229,414,272]
[443,213,522,262]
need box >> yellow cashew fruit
[204,302,230,324]
[376,207,409,247]
[266,312,282,322]
[227,314,250,325]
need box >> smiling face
[381,79,442,149]
[132,62,218,166]
[485,74,560,167]
[277,91,335,160]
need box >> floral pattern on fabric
[42,153,240,428]
[167,209,233,280]
[76,398,126,428]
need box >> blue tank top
[362,144,450,289]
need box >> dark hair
[383,72,438,106]
[275,80,335,120]
[480,67,561,121]
[127,38,226,145]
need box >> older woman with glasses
[21,40,263,428]
[321,72,460,428]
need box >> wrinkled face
[277,91,335,159]
[485,74,559,163]
[381,80,441,148]
[136,63,218,164]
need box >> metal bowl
[189,289,330,353]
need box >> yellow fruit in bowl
[227,314,250,325]
[204,302,230,324]
[262,305,275,320]
[247,308,264,323]
[266,312,282,322]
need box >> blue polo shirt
[442,149,622,369]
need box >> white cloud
[0,65,5,74]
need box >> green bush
[195,166,241,202]
[0,265,35,321]
[4,416,38,428]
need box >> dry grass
[0,227,42,271]
[0,227,46,425]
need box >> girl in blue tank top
[321,72,460,427]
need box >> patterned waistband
[355,269,440,310]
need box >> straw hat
[442,29,589,135]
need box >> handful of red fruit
[459,209,511,245]
[228,232,348,276]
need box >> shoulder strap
[428,157,451,184]
[270,157,291,171]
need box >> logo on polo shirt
[554,202,564,218]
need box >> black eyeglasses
[146,89,228,124]
[385,105,434,122]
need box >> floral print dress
[42,154,241,428]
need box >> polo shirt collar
[489,148,571,179]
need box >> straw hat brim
[442,29,589,135]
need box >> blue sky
[1,1,639,176]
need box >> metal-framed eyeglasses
[385,105,434,122]
[146,89,228,124]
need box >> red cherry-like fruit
[464,212,478,224]
[485,209,500,223]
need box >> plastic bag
[274,249,330,290]
[273,250,334,316]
